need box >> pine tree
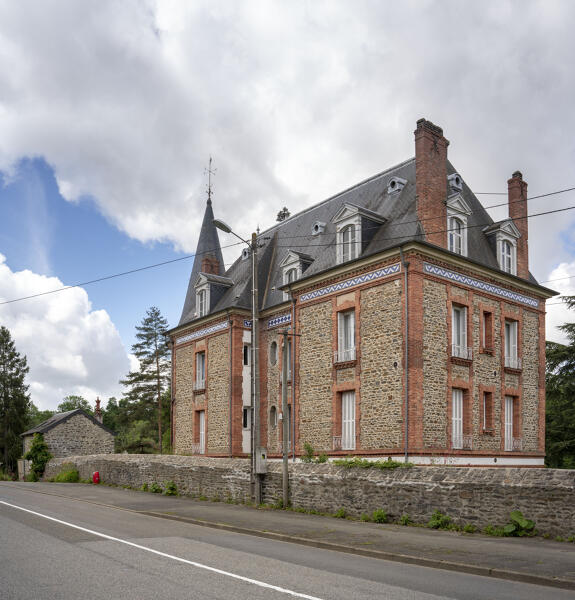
[546,296,575,468]
[0,326,31,473]
[120,307,170,453]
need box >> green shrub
[463,523,477,534]
[483,524,505,536]
[149,482,162,493]
[503,510,536,537]
[316,453,328,463]
[301,442,315,463]
[333,456,413,470]
[428,510,452,530]
[556,536,565,542]
[334,507,347,518]
[51,465,80,483]
[360,513,371,522]
[25,472,38,482]
[399,513,412,526]
[140,482,149,492]
[0,469,13,481]
[163,481,178,496]
[23,433,52,480]
[372,509,388,523]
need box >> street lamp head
[213,219,232,234]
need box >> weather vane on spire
[205,156,216,204]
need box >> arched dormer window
[285,267,297,285]
[341,224,357,262]
[448,216,464,255]
[197,289,207,317]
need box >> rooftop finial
[205,156,217,205]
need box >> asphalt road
[1,484,573,600]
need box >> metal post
[281,329,289,507]
[251,232,261,504]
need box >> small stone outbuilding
[21,409,115,458]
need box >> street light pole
[213,219,262,504]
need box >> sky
[0,0,574,411]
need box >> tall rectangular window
[197,289,207,317]
[336,311,356,362]
[341,391,356,450]
[505,320,520,369]
[195,352,205,389]
[452,389,463,449]
[198,410,205,454]
[451,305,469,359]
[504,396,514,451]
[482,391,493,433]
[341,225,357,262]
[482,311,493,351]
[243,344,250,366]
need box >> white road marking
[0,499,324,600]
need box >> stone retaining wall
[44,455,575,536]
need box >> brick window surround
[479,386,495,435]
[480,307,495,354]
[449,385,472,450]
[448,296,472,362]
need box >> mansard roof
[176,156,541,329]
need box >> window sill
[193,387,206,395]
[481,428,495,436]
[479,347,495,356]
[334,359,357,369]
[450,356,472,366]
[504,366,522,375]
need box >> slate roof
[176,156,544,330]
[21,409,116,437]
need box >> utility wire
[1,190,574,307]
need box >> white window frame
[446,193,471,257]
[504,396,514,451]
[335,214,361,264]
[336,310,356,363]
[198,410,205,454]
[499,237,517,275]
[452,389,463,449]
[451,305,471,359]
[505,319,520,369]
[196,287,209,317]
[341,391,356,450]
[195,352,206,389]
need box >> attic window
[448,173,463,193]
[387,177,407,194]
[197,288,208,317]
[312,221,326,236]
[241,248,250,261]
[279,250,312,300]
[446,193,472,257]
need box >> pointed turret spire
[178,163,225,325]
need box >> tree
[121,307,170,453]
[27,402,55,428]
[546,296,575,468]
[24,433,52,480]
[0,326,31,474]
[57,395,92,414]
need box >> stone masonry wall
[522,310,540,452]
[44,455,575,536]
[422,279,448,447]
[29,415,114,457]
[360,282,403,449]
[174,343,195,453]
[298,301,333,451]
[207,332,229,454]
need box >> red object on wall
[92,471,100,484]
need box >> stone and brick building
[21,408,115,457]
[167,119,556,466]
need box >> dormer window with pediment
[194,272,233,318]
[279,250,313,300]
[483,220,520,276]
[332,203,386,265]
[447,193,472,257]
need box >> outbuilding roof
[21,409,116,437]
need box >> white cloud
[545,262,575,344]
[0,254,130,411]
[0,0,572,275]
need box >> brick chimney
[415,118,450,247]
[508,171,529,279]
[201,254,220,274]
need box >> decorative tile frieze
[268,313,292,329]
[299,263,401,303]
[175,321,229,345]
[423,263,538,307]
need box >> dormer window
[446,193,472,257]
[483,219,520,276]
[197,288,208,317]
[341,224,357,262]
[279,250,313,300]
[448,216,464,255]
[332,203,385,265]
[387,177,407,194]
